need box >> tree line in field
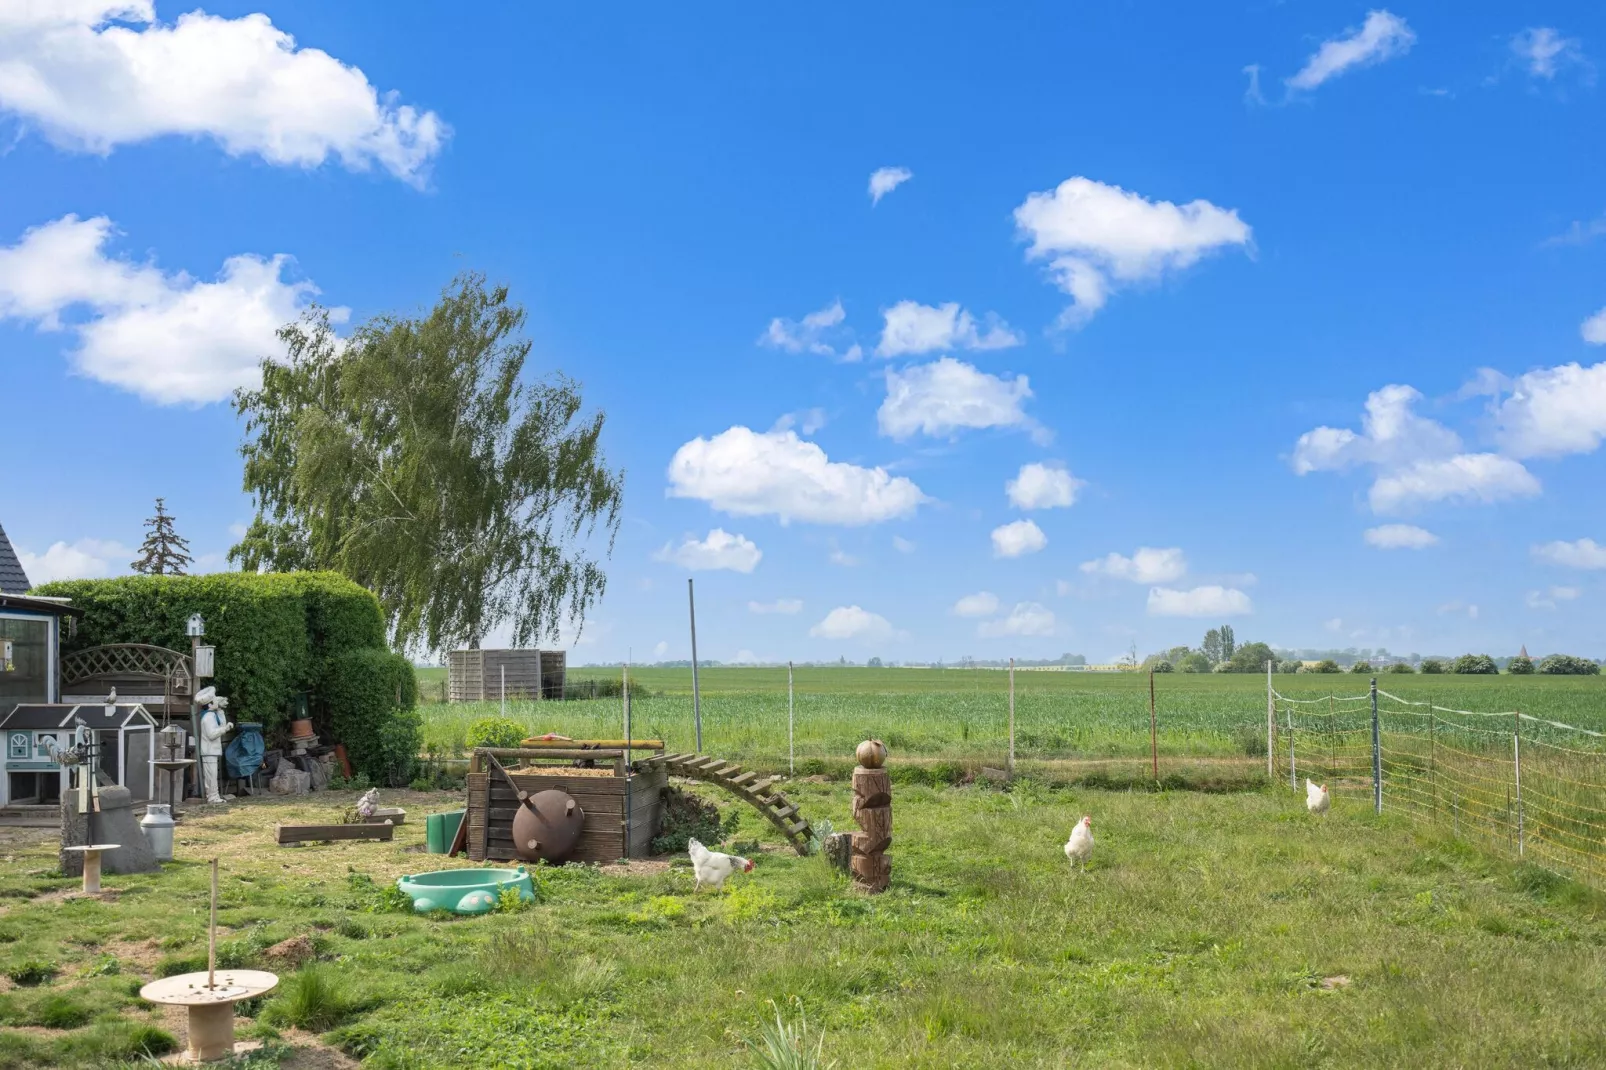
[1142,627,1601,676]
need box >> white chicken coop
[0,702,158,807]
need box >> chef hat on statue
[195,686,217,707]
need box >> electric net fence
[1270,678,1606,891]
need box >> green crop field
[416,666,1606,768]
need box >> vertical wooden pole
[1288,695,1297,790]
[1149,669,1158,781]
[499,665,505,718]
[1007,658,1016,777]
[1265,660,1274,782]
[207,857,218,989]
[850,741,891,893]
[1371,678,1382,814]
[1514,711,1524,857]
[688,579,702,753]
[623,658,631,767]
[787,661,795,777]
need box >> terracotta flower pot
[289,719,314,739]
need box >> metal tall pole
[1265,660,1274,782]
[688,578,702,753]
[787,661,795,777]
[1370,677,1382,814]
[1007,657,1016,776]
[1149,669,1158,781]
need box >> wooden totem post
[850,739,891,893]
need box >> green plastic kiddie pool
[395,866,535,915]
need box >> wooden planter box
[465,760,666,864]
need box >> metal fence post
[1371,677,1382,814]
[1265,660,1275,782]
[1514,711,1524,857]
[1289,696,1297,790]
[787,661,795,777]
[1149,669,1158,782]
[688,578,702,753]
[1007,657,1016,776]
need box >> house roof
[0,703,157,731]
[0,593,82,617]
[0,524,29,595]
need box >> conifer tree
[132,498,192,575]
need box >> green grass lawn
[3,781,1604,1068]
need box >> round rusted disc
[511,789,585,863]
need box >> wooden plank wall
[448,650,485,703]
[540,651,566,699]
[465,765,665,864]
[481,650,543,701]
[448,649,565,703]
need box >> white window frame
[0,611,57,703]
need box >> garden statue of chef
[195,686,233,804]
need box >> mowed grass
[416,666,1606,766]
[3,783,1604,1068]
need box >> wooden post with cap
[850,740,891,893]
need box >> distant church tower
[1520,644,1529,659]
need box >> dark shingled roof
[0,523,30,595]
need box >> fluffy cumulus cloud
[1532,538,1606,569]
[876,301,1023,357]
[652,529,762,573]
[809,605,897,642]
[991,519,1047,558]
[748,598,803,615]
[978,601,1055,638]
[760,300,861,362]
[1013,177,1251,327]
[1146,585,1252,618]
[1510,27,1589,81]
[1005,463,1083,510]
[951,591,1000,618]
[667,426,926,525]
[1080,547,1187,584]
[0,2,446,184]
[1292,384,1540,513]
[1286,10,1416,92]
[1491,361,1606,458]
[868,166,912,205]
[878,357,1045,442]
[1584,308,1606,344]
[0,214,331,404]
[1363,524,1439,550]
[16,537,132,584]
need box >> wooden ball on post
[850,740,891,893]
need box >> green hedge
[322,649,420,786]
[33,572,395,741]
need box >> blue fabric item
[224,722,265,779]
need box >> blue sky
[2,2,1604,664]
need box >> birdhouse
[186,614,206,638]
[0,702,157,808]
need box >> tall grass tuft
[264,964,367,1032]
[748,998,834,1070]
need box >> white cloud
[1006,463,1083,510]
[16,537,132,584]
[748,599,803,615]
[1146,585,1252,617]
[1491,361,1606,458]
[1363,524,1439,550]
[952,591,1000,618]
[1526,586,1581,611]
[652,528,762,573]
[760,300,860,361]
[828,547,858,567]
[809,605,896,642]
[1293,385,1540,513]
[1286,10,1416,92]
[1532,538,1606,569]
[1325,617,1344,633]
[877,357,1045,442]
[891,535,916,554]
[876,300,1023,357]
[667,426,926,526]
[1510,27,1588,80]
[868,166,912,205]
[771,408,828,436]
[0,214,332,404]
[1436,601,1479,620]
[991,519,1047,558]
[652,640,669,659]
[0,3,445,184]
[1368,454,1540,512]
[1584,309,1606,345]
[1013,177,1251,327]
[1080,547,1187,584]
[978,601,1055,638]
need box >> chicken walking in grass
[1064,815,1094,872]
[1306,778,1331,817]
[688,837,753,892]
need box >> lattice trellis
[60,643,193,695]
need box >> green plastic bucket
[425,809,465,854]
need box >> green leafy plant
[1419,658,1447,674]
[466,716,527,750]
[1539,654,1601,676]
[1507,655,1535,675]
[263,964,367,1032]
[323,648,420,786]
[651,786,739,855]
[747,998,835,1070]
[1387,662,1417,674]
[1453,654,1499,675]
[6,959,57,986]
[1310,660,1340,674]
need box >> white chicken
[1063,815,1094,872]
[1306,778,1331,816]
[687,837,753,892]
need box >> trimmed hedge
[322,649,420,786]
[32,573,407,764]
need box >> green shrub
[465,717,527,750]
[1150,660,1174,673]
[6,959,57,986]
[1276,660,1302,674]
[1349,661,1373,674]
[1539,654,1601,676]
[1177,652,1212,673]
[323,649,420,786]
[1310,660,1340,674]
[1506,655,1535,675]
[1453,653,1499,675]
[652,786,738,855]
[1419,658,1447,674]
[1386,662,1416,674]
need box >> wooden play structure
[460,739,815,863]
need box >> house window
[7,731,26,759]
[0,615,51,707]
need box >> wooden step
[730,771,759,786]
[714,765,741,778]
[784,818,810,836]
[769,804,799,821]
[749,777,779,795]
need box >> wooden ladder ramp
[640,753,813,855]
